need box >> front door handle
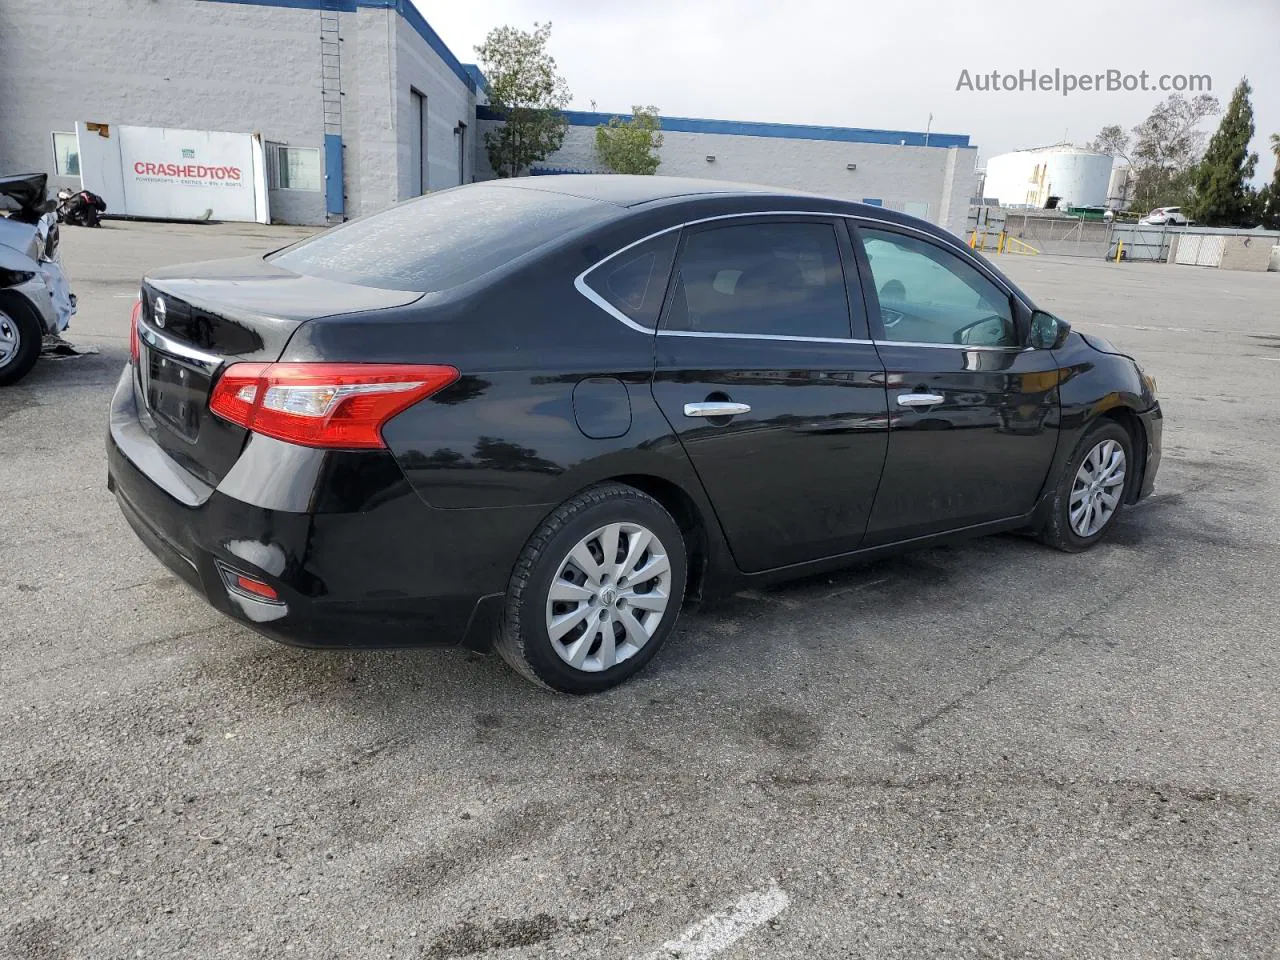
[684,401,751,418]
[896,392,945,408]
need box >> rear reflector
[234,574,279,601]
[129,299,141,364]
[209,362,459,449]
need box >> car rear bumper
[106,366,531,649]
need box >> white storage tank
[982,143,1114,209]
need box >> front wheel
[1038,420,1133,552]
[0,298,42,386]
[497,483,687,693]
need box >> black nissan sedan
[108,176,1162,693]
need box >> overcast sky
[426,0,1280,182]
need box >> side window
[663,221,851,339]
[582,231,679,330]
[859,228,1017,347]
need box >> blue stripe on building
[478,106,969,149]
[201,2,965,149]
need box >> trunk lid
[136,256,421,486]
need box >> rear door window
[269,184,614,292]
[662,221,852,339]
[581,231,679,330]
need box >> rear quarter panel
[282,210,706,515]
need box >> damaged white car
[0,173,78,385]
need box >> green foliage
[594,106,664,175]
[475,22,571,178]
[1188,78,1259,226]
[1261,134,1280,230]
[1133,168,1197,215]
[1089,94,1219,211]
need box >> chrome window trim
[875,340,1030,353]
[138,322,223,369]
[572,210,1033,343]
[661,329,875,345]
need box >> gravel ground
[2,221,1278,960]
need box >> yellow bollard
[998,231,1006,254]
[969,229,977,249]
[1115,240,1123,263]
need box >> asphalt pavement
[2,221,1278,959]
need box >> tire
[0,297,42,387]
[497,482,687,694]
[1037,420,1134,552]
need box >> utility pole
[924,113,932,147]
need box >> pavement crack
[908,575,1147,738]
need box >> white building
[983,143,1114,210]
[1,0,979,234]
[0,0,481,225]
[477,110,979,235]
[1107,165,1135,210]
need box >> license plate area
[142,343,212,442]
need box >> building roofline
[202,0,477,92]
[462,63,489,94]
[477,106,970,148]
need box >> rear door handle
[896,392,945,408]
[684,401,751,418]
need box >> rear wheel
[497,483,687,693]
[1038,420,1133,552]
[0,298,41,386]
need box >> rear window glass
[268,184,613,292]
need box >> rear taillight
[208,362,460,449]
[129,299,141,364]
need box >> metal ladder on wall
[320,7,343,222]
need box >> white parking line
[635,884,789,959]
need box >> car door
[849,222,1062,545]
[650,216,889,572]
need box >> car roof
[485,174,820,208]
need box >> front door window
[860,229,1017,347]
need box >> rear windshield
[269,184,614,292]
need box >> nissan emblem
[154,296,167,328]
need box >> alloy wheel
[545,521,672,672]
[1070,438,1126,537]
[0,310,20,369]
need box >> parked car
[108,176,1163,692]
[1138,206,1188,226]
[0,172,78,384]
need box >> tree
[1259,133,1280,230]
[1188,78,1259,226]
[475,22,571,178]
[1089,93,1219,212]
[595,106,664,175]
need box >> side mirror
[1029,310,1071,350]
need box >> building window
[52,132,80,176]
[456,122,467,186]
[410,89,428,195]
[266,143,322,191]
